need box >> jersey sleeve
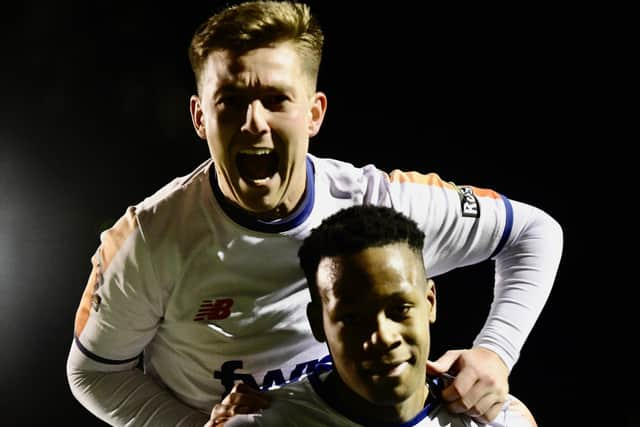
[371,169,563,370]
[66,207,208,426]
[224,414,262,427]
[73,206,161,363]
[488,395,538,427]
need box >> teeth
[239,148,273,155]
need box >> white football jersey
[225,370,536,427]
[68,154,562,421]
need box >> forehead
[317,244,424,303]
[202,42,304,90]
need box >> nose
[240,100,269,135]
[364,314,400,352]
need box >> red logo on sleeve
[194,298,234,321]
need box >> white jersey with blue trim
[67,154,562,425]
[224,371,536,427]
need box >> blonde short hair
[189,1,324,94]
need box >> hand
[204,383,271,427]
[426,347,509,423]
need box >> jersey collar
[209,157,315,233]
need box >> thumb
[427,349,464,375]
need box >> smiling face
[310,243,436,408]
[190,42,327,219]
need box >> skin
[427,347,509,422]
[190,41,327,221]
[307,243,437,423]
[194,41,508,427]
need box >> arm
[429,201,562,421]
[379,171,562,421]
[67,343,209,427]
[66,208,209,426]
[382,172,563,367]
[474,200,563,368]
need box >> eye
[261,94,289,110]
[216,95,244,109]
[387,304,412,320]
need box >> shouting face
[190,41,326,219]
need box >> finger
[468,391,503,421]
[211,403,256,421]
[211,403,229,419]
[225,392,270,409]
[211,417,229,427]
[213,387,271,421]
[440,365,477,403]
[231,382,261,395]
[227,405,254,416]
[225,392,270,407]
[477,400,505,424]
[425,359,442,376]
[426,350,464,375]
[230,383,271,405]
[445,391,493,417]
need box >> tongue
[237,152,278,180]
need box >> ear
[426,279,436,323]
[306,302,326,342]
[190,95,207,140]
[307,91,327,137]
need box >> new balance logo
[194,298,234,321]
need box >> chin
[360,384,414,406]
[242,198,284,218]
[234,186,276,208]
[366,392,409,407]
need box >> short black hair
[298,205,425,302]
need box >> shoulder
[307,153,390,204]
[473,395,537,427]
[110,159,215,243]
[224,414,261,427]
[502,395,538,427]
[308,153,382,180]
[135,159,212,217]
[99,159,214,259]
[427,395,537,427]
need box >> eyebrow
[330,289,417,307]
[215,83,293,96]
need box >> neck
[324,371,429,424]
[223,184,305,222]
[213,159,310,222]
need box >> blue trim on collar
[209,157,315,233]
[308,365,440,427]
[490,194,513,258]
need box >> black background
[0,1,626,425]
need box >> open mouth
[236,149,279,182]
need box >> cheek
[408,321,430,355]
[205,122,235,154]
[274,110,310,138]
[324,323,357,355]
[209,114,236,138]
